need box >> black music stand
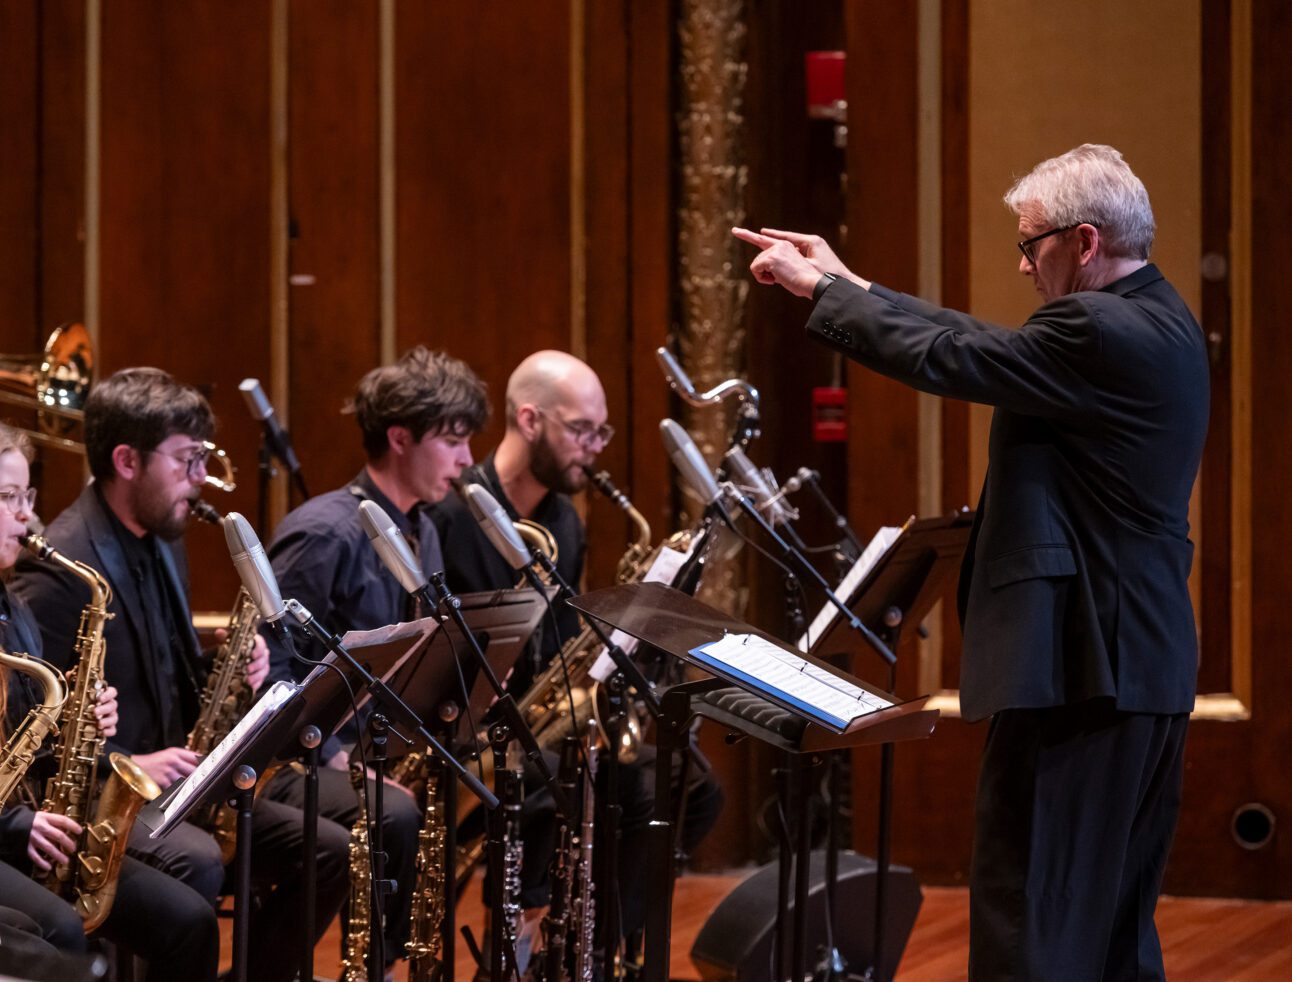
[803,511,972,982]
[139,619,442,982]
[351,588,547,981]
[568,582,940,982]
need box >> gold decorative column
[676,0,748,614]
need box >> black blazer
[11,486,205,756]
[806,264,1209,721]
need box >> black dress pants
[2,850,219,982]
[969,699,1189,982]
[126,794,350,982]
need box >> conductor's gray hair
[1004,144,1155,260]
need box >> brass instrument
[23,532,162,932]
[514,517,559,585]
[519,468,693,762]
[0,326,237,492]
[406,762,446,981]
[0,323,92,454]
[0,648,69,808]
[339,764,373,982]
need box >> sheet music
[797,525,902,652]
[151,680,298,836]
[692,632,892,730]
[588,540,695,683]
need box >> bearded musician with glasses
[430,350,725,965]
[10,369,351,981]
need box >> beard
[133,486,194,541]
[530,434,587,495]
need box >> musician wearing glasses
[10,369,350,981]
[260,345,489,967]
[431,350,724,955]
[0,420,221,979]
[736,144,1208,981]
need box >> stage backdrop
[2,0,1289,900]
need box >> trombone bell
[0,323,93,454]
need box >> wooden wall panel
[286,0,381,496]
[37,0,87,333]
[0,0,39,350]
[394,2,573,456]
[97,1,274,609]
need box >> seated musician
[261,346,488,968]
[10,372,350,981]
[430,350,725,955]
[0,420,220,980]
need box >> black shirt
[428,453,586,694]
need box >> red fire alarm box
[806,51,845,121]
[812,386,847,442]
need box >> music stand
[802,511,973,982]
[568,582,940,982]
[348,587,546,981]
[139,619,442,982]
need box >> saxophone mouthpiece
[189,499,224,525]
[584,467,631,511]
[19,532,52,559]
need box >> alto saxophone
[187,586,263,862]
[520,468,693,761]
[406,761,446,982]
[339,763,373,982]
[0,647,68,808]
[23,533,162,932]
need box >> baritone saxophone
[22,532,162,932]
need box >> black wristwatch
[813,272,838,301]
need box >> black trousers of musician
[0,899,79,982]
[4,846,220,982]
[969,698,1189,982]
[126,796,350,982]
[265,765,421,959]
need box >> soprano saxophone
[0,647,68,808]
[406,761,446,982]
[23,532,162,932]
[339,762,373,982]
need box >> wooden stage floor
[224,874,1292,980]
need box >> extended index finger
[760,227,815,246]
[731,226,777,249]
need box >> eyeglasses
[1017,222,1097,265]
[535,408,615,449]
[145,443,212,480]
[0,487,37,515]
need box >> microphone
[659,419,729,513]
[461,484,533,572]
[725,446,797,528]
[239,378,308,497]
[223,511,288,625]
[357,500,431,601]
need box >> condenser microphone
[239,378,308,497]
[357,499,431,600]
[659,419,733,524]
[224,511,288,624]
[461,484,533,572]
[725,446,797,528]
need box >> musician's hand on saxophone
[213,626,270,694]
[133,746,200,786]
[93,684,119,738]
[27,811,81,872]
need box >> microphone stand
[515,553,661,975]
[281,599,497,810]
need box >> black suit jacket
[806,264,1209,721]
[11,486,205,756]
